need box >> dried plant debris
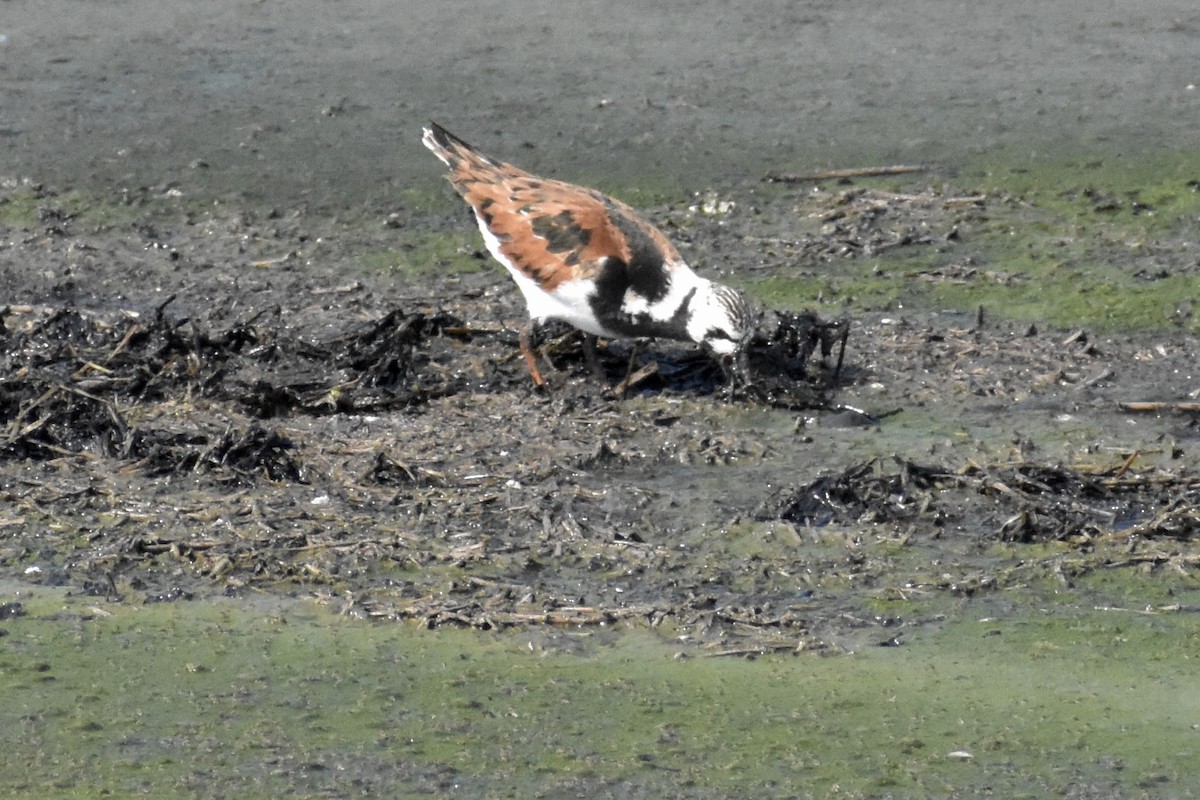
[135,424,304,482]
[0,302,465,462]
[3,299,842,467]
[6,179,1200,652]
[760,455,1200,542]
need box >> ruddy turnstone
[421,122,753,386]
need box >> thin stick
[1119,402,1200,413]
[105,322,144,364]
[1113,450,1140,480]
[613,361,659,399]
[765,165,929,183]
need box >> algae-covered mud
[3,586,1198,798]
[4,154,1200,798]
[5,0,1200,797]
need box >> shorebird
[421,122,752,386]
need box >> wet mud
[4,177,1198,655]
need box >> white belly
[475,212,618,337]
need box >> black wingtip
[425,121,473,153]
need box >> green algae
[358,229,486,279]
[0,186,150,231]
[3,583,1198,798]
[750,152,1200,334]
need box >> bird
[421,122,753,387]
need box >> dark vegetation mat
[760,454,1200,543]
[0,300,846,471]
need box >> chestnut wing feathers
[440,142,683,302]
[463,177,627,291]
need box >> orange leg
[518,321,546,387]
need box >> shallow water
[4,1,1200,206]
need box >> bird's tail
[421,122,497,170]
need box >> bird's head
[687,280,755,363]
